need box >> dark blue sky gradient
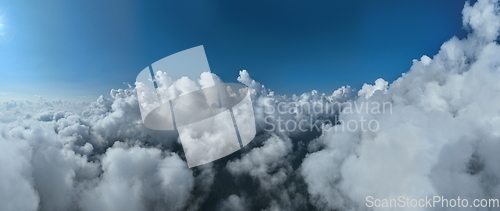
[0,0,468,100]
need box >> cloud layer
[1,0,500,210]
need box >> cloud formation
[302,0,500,210]
[1,0,500,210]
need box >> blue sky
[0,0,467,101]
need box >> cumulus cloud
[1,0,500,210]
[0,133,39,211]
[81,146,194,211]
[301,0,500,210]
[217,194,249,211]
[0,97,89,123]
[0,66,351,211]
[0,89,198,211]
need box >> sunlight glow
[0,14,14,44]
[0,15,4,36]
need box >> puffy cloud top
[1,0,500,210]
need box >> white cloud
[1,0,500,210]
[217,194,249,211]
[0,133,39,211]
[81,146,194,211]
[0,89,195,211]
[301,0,500,210]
